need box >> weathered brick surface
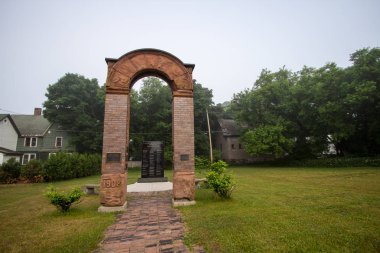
[100,94,129,206]
[172,96,195,200]
[94,192,205,253]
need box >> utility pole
[206,109,213,163]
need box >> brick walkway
[94,191,204,253]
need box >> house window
[55,137,63,147]
[231,144,235,149]
[24,137,37,147]
[239,144,243,149]
[22,153,36,165]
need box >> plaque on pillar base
[137,177,168,183]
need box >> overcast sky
[0,0,379,114]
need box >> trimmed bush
[45,185,83,212]
[43,152,101,181]
[43,153,71,181]
[0,158,21,184]
[21,159,44,183]
[206,160,236,198]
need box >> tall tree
[43,73,104,153]
[193,80,214,156]
[342,48,380,154]
[230,47,380,158]
[129,78,215,160]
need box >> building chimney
[34,108,42,116]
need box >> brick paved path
[94,191,204,253]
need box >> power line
[0,107,22,114]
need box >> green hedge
[43,153,101,181]
[249,156,380,168]
[0,158,21,183]
[0,153,101,183]
[21,159,44,183]
[288,157,380,167]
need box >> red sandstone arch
[105,49,194,96]
[99,49,196,211]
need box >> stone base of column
[98,201,127,213]
[172,199,196,207]
[137,177,168,183]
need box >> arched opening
[128,76,173,181]
[99,49,195,211]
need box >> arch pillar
[99,93,130,210]
[172,93,195,201]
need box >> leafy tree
[230,47,380,158]
[129,78,216,161]
[241,125,294,158]
[193,80,214,156]
[342,48,380,154]
[43,73,104,153]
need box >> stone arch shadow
[99,49,196,211]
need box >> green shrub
[43,153,71,181]
[0,158,21,183]
[43,152,101,181]
[45,185,83,212]
[206,160,235,198]
[21,159,45,183]
[195,156,210,174]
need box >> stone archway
[99,49,195,211]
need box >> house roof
[218,119,241,136]
[0,146,22,155]
[11,115,52,136]
[0,114,8,121]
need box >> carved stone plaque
[100,173,126,207]
[141,141,164,179]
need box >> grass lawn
[0,168,172,253]
[1,167,379,252]
[182,167,380,252]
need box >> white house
[0,114,21,163]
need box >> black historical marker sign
[139,141,167,182]
[106,153,121,163]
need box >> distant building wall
[215,133,253,163]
